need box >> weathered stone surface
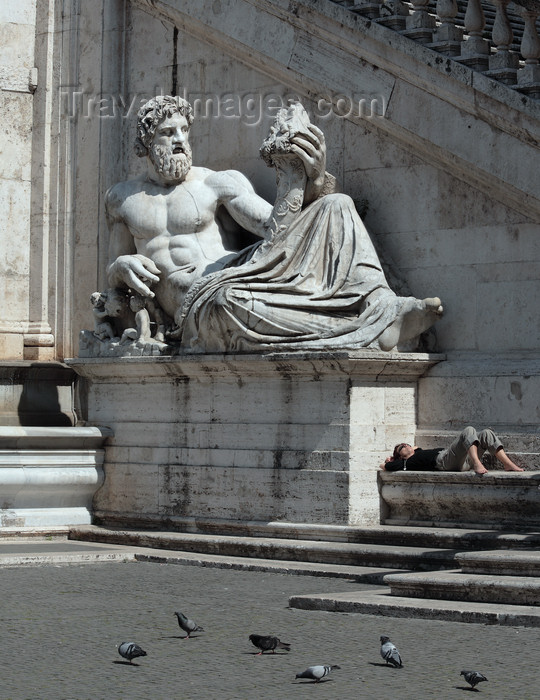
[288,587,540,626]
[69,352,440,526]
[379,470,540,528]
[458,550,540,577]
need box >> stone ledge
[379,470,540,484]
[0,426,113,449]
[67,350,445,381]
[379,471,540,528]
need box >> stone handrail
[333,0,540,97]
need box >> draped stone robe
[176,193,405,352]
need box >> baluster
[486,0,519,84]
[458,0,490,71]
[430,0,463,56]
[377,0,409,31]
[350,0,385,20]
[402,0,435,44]
[517,9,540,97]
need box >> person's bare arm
[105,186,161,297]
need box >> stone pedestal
[68,352,442,529]
[0,427,111,528]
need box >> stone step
[0,538,138,567]
[69,525,458,571]
[457,550,540,577]
[289,588,540,627]
[86,519,540,550]
[384,570,540,605]
[0,537,397,580]
[131,548,401,583]
[0,526,70,540]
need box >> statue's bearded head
[135,96,195,183]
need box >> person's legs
[465,442,488,474]
[435,427,484,472]
[476,429,525,471]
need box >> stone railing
[332,0,540,97]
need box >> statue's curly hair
[134,95,194,157]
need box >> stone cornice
[67,351,445,381]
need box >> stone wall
[2,0,538,447]
[69,352,439,527]
[64,0,539,435]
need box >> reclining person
[380,426,524,474]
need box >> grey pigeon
[295,665,341,682]
[117,641,147,664]
[249,634,291,654]
[460,670,488,690]
[174,611,204,638]
[380,635,403,667]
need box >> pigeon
[117,642,147,664]
[380,635,403,668]
[248,634,291,654]
[174,611,204,638]
[460,670,488,690]
[295,665,341,682]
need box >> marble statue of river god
[80,95,442,357]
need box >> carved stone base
[0,427,110,528]
[68,351,443,528]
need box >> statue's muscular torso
[106,166,272,319]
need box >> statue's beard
[150,143,192,182]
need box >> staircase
[70,521,540,625]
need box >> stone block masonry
[68,351,442,528]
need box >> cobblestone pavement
[2,560,539,700]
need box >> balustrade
[330,0,540,98]
[517,6,540,95]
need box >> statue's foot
[377,297,443,351]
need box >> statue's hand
[290,124,327,188]
[108,254,161,297]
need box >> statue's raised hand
[290,124,327,189]
[107,254,161,297]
